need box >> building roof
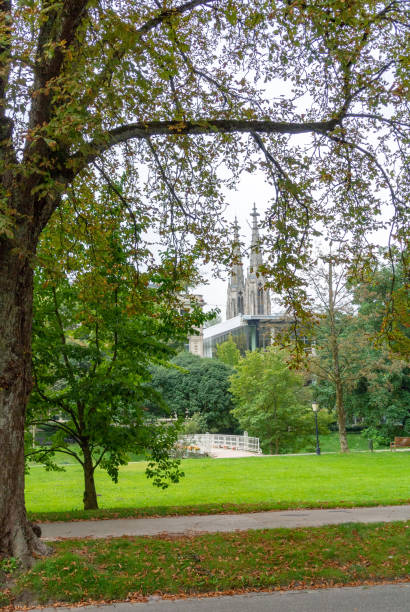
[203,314,245,339]
[203,312,288,340]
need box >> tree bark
[82,444,98,510]
[335,378,349,453]
[328,259,349,453]
[0,234,49,565]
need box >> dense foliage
[230,347,330,454]
[149,352,240,434]
[311,256,409,446]
[216,335,241,366]
[348,262,409,444]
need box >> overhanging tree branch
[30,418,82,445]
[136,0,217,35]
[72,117,341,173]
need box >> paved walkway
[209,448,259,458]
[32,582,410,612]
[40,504,410,540]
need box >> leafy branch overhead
[1,1,408,274]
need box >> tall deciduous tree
[309,250,408,451]
[230,347,328,454]
[308,251,355,453]
[0,1,407,563]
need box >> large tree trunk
[82,444,98,510]
[0,236,49,565]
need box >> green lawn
[4,522,409,607]
[310,432,386,452]
[26,452,410,521]
[29,433,385,467]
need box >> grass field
[4,522,409,606]
[311,432,385,452]
[29,433,385,467]
[26,452,410,521]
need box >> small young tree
[230,347,329,454]
[28,199,208,510]
[216,335,240,367]
[29,273,186,510]
[310,251,409,450]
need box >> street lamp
[312,403,321,456]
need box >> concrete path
[32,582,410,612]
[209,448,259,458]
[40,504,410,541]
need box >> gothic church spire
[244,204,271,316]
[226,217,245,319]
[249,203,263,272]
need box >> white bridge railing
[178,432,261,454]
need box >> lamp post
[312,403,321,455]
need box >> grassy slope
[5,522,409,606]
[26,452,410,521]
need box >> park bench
[390,437,410,451]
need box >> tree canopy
[216,335,240,366]
[149,352,239,434]
[1,1,408,294]
[230,347,329,454]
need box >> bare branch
[51,286,76,386]
[93,448,107,470]
[30,417,81,444]
[27,444,84,466]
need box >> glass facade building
[203,313,289,358]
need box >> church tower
[226,218,245,320]
[244,204,271,316]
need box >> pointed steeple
[226,217,245,319]
[249,203,263,272]
[244,204,271,316]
